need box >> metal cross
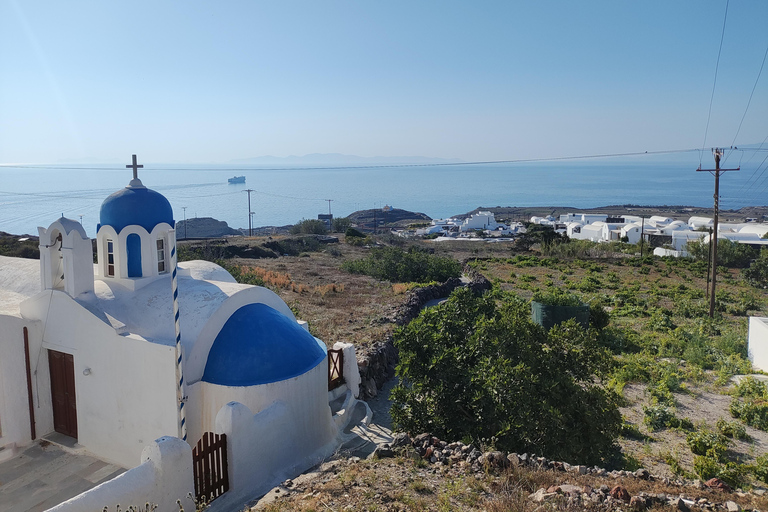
[126,154,143,180]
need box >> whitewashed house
[619,222,643,244]
[688,216,714,229]
[0,164,363,510]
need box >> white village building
[0,161,364,510]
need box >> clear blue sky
[1,0,766,163]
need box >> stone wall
[357,267,491,400]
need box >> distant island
[229,153,463,165]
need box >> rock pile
[370,432,765,512]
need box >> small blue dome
[202,303,326,387]
[99,184,174,234]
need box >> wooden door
[49,350,77,438]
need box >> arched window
[127,234,142,278]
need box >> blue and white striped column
[170,230,187,442]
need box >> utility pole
[244,189,254,237]
[182,207,187,240]
[639,215,645,259]
[325,199,333,216]
[697,148,739,318]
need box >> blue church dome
[202,303,326,387]
[99,182,174,234]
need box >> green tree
[743,252,768,289]
[390,287,621,466]
[290,219,327,235]
[332,216,352,233]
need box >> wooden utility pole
[244,189,254,236]
[697,149,739,318]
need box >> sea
[0,153,764,239]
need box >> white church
[0,157,365,511]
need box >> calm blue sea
[0,155,763,238]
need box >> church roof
[0,255,40,314]
[98,180,174,233]
[202,303,326,386]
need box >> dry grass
[231,237,403,349]
[253,455,768,512]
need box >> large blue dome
[99,184,174,234]
[202,303,326,387]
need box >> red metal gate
[192,432,229,503]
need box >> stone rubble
[370,432,767,512]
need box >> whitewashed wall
[209,398,338,511]
[186,352,336,452]
[20,290,179,468]
[748,317,768,372]
[0,316,50,459]
[46,436,194,512]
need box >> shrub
[743,256,768,288]
[345,227,365,238]
[754,453,768,484]
[693,456,747,488]
[686,431,730,460]
[716,418,748,440]
[643,404,693,432]
[390,288,621,466]
[342,246,461,283]
[729,377,768,431]
[531,290,582,307]
[290,218,327,235]
[332,217,352,233]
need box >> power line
[701,0,731,163]
[723,40,768,167]
[0,148,718,172]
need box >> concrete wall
[20,290,179,468]
[47,437,194,512]
[748,317,768,372]
[211,399,338,510]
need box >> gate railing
[192,432,229,503]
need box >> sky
[1,0,766,163]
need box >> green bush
[686,431,730,460]
[0,236,40,259]
[342,246,461,283]
[643,404,693,432]
[531,290,582,307]
[290,218,327,235]
[716,418,748,440]
[743,256,768,288]
[729,377,768,431]
[754,453,768,484]
[693,454,721,481]
[390,288,621,466]
[332,217,352,233]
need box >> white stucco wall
[20,290,179,468]
[211,399,339,510]
[748,317,768,372]
[47,436,194,512]
[185,352,336,452]
[0,316,49,456]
